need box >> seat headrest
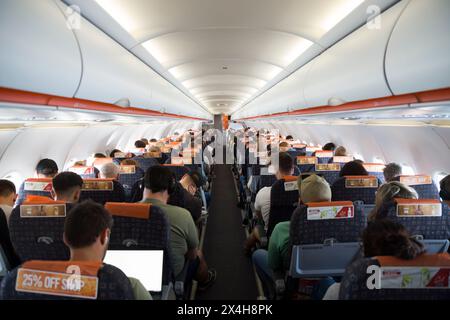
[68,166,95,175]
[305,201,354,220]
[105,202,151,219]
[315,163,340,171]
[171,157,192,165]
[143,152,161,158]
[344,175,378,188]
[297,156,317,165]
[333,156,354,163]
[373,254,450,289]
[393,198,442,217]
[399,175,432,185]
[21,196,66,217]
[82,179,114,191]
[24,178,53,191]
[362,163,385,172]
[92,158,113,166]
[16,260,102,299]
[292,144,306,149]
[315,150,333,158]
[118,165,136,174]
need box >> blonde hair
[369,181,418,221]
[334,146,347,157]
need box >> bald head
[99,163,120,179]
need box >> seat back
[289,242,362,278]
[105,202,173,286]
[382,198,450,240]
[315,150,334,164]
[131,156,159,172]
[362,163,386,183]
[0,260,135,300]
[9,199,71,261]
[0,208,20,269]
[268,177,299,237]
[296,156,316,173]
[15,179,53,206]
[314,163,341,185]
[255,174,277,195]
[396,175,440,199]
[331,176,380,204]
[163,164,190,180]
[80,179,126,205]
[0,243,10,279]
[339,254,450,300]
[117,165,144,200]
[67,166,97,178]
[290,202,367,245]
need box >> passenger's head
[180,171,205,196]
[383,163,402,182]
[109,149,122,158]
[35,159,59,178]
[150,138,157,143]
[141,138,149,145]
[93,153,106,158]
[439,175,450,205]
[285,135,294,141]
[0,179,16,207]
[362,219,425,260]
[339,160,368,177]
[322,142,336,151]
[51,172,84,203]
[143,166,174,203]
[369,181,418,221]
[334,146,347,157]
[148,146,161,153]
[276,152,294,178]
[134,140,146,149]
[63,200,113,261]
[279,141,290,152]
[299,174,332,204]
[99,163,120,180]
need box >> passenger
[109,149,122,158]
[177,171,205,223]
[141,138,149,145]
[440,175,450,205]
[51,172,84,203]
[244,153,294,254]
[141,166,216,289]
[252,174,332,299]
[0,179,16,223]
[99,163,120,180]
[35,158,59,178]
[150,138,158,143]
[339,160,368,177]
[285,135,294,141]
[134,140,146,149]
[319,219,425,300]
[334,146,347,157]
[279,141,291,152]
[63,200,151,300]
[368,181,418,221]
[322,142,336,151]
[383,162,402,182]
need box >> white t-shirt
[254,186,271,230]
[323,283,340,300]
[0,204,13,224]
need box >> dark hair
[285,135,293,140]
[93,153,106,158]
[150,138,157,142]
[135,140,146,148]
[109,149,121,158]
[144,165,173,193]
[322,142,336,151]
[64,200,113,249]
[187,171,205,188]
[141,138,149,144]
[440,175,450,201]
[52,172,83,196]
[36,159,58,177]
[279,152,294,175]
[0,179,16,197]
[339,160,368,177]
[362,220,425,259]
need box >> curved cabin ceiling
[67,0,398,115]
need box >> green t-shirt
[268,221,290,271]
[142,198,199,276]
[129,277,152,300]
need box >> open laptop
[104,250,164,292]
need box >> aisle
[196,164,258,300]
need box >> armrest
[273,270,286,299]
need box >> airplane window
[2,172,22,191]
[433,171,448,190]
[401,164,415,175]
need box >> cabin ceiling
[66,0,397,115]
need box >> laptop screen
[104,250,164,292]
